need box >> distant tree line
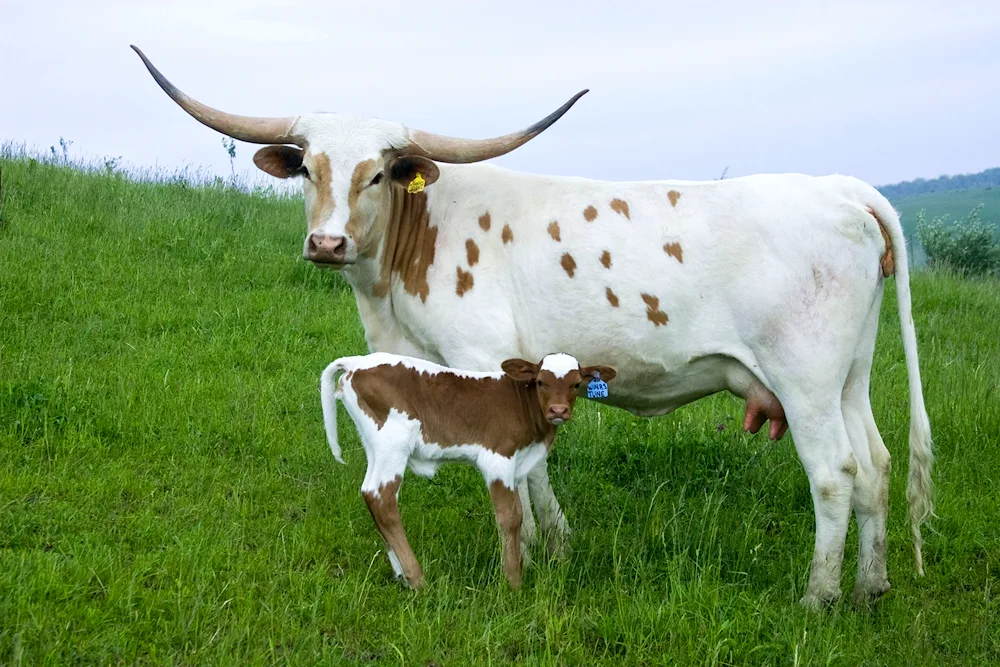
[878,167,1000,199]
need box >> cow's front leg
[527,459,571,559]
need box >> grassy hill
[2,155,999,664]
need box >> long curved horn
[131,45,301,145]
[405,89,588,164]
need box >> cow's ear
[253,145,304,179]
[388,156,441,190]
[582,365,617,383]
[501,358,539,383]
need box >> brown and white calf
[320,352,616,589]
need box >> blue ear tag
[587,372,609,399]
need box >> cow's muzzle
[305,233,351,266]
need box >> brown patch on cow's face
[466,239,480,267]
[600,250,612,269]
[479,212,491,231]
[667,190,681,207]
[456,267,474,296]
[610,198,630,219]
[641,293,668,326]
[502,224,514,244]
[560,253,577,278]
[344,158,378,243]
[305,152,336,232]
[372,185,437,303]
[606,287,619,307]
[663,242,684,263]
[583,205,598,222]
[548,221,561,242]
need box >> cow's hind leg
[527,460,571,559]
[362,467,424,589]
[842,293,893,604]
[778,392,858,609]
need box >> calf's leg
[362,474,424,589]
[488,480,524,589]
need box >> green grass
[2,156,998,665]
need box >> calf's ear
[501,358,540,383]
[253,145,305,179]
[582,365,617,383]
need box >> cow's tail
[867,194,934,576]
[320,359,348,464]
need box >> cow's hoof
[799,589,842,612]
[851,580,891,607]
[544,534,572,561]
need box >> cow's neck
[339,186,438,358]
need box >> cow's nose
[547,405,570,423]
[306,234,347,264]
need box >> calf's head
[502,353,617,425]
[132,46,586,269]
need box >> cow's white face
[252,114,440,268]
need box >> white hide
[539,353,581,378]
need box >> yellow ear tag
[407,172,425,194]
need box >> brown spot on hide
[583,205,598,222]
[372,183,437,303]
[456,267,474,296]
[641,293,668,326]
[600,250,612,269]
[663,242,684,263]
[466,238,480,266]
[502,224,514,244]
[560,253,576,278]
[347,363,579,456]
[668,190,681,207]
[479,212,491,231]
[867,206,896,277]
[606,287,619,307]
[547,221,561,242]
[307,153,336,232]
[610,198,630,219]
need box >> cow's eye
[297,165,310,180]
[370,172,383,186]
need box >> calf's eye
[370,172,383,186]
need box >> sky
[3,0,999,187]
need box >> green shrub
[916,203,1000,276]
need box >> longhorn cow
[132,46,932,607]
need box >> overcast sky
[3,0,998,187]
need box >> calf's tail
[320,360,348,464]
